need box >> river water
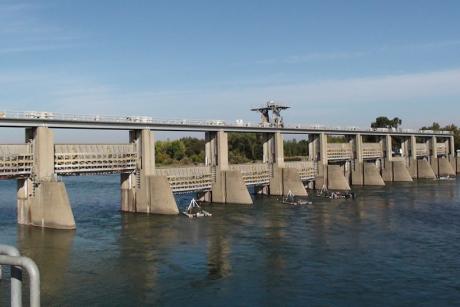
[1,177,460,306]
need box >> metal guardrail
[0,145,33,178]
[0,110,453,135]
[284,161,317,180]
[327,144,353,161]
[230,163,272,185]
[437,143,447,155]
[416,144,429,157]
[362,143,383,159]
[54,144,137,175]
[0,244,40,307]
[155,166,213,193]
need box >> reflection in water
[207,223,231,280]
[264,204,286,272]
[118,213,179,304]
[17,226,75,301]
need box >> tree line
[155,134,311,165]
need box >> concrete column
[408,135,418,178]
[18,127,76,229]
[207,130,252,204]
[121,129,178,214]
[314,133,328,189]
[263,132,284,166]
[448,136,457,172]
[430,136,438,176]
[382,135,393,181]
[206,130,228,170]
[307,135,317,161]
[351,134,364,185]
[385,135,393,161]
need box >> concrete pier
[392,160,413,182]
[17,127,76,229]
[206,131,252,204]
[380,135,412,182]
[212,170,253,204]
[351,162,385,186]
[266,132,307,196]
[351,134,385,186]
[327,164,351,190]
[417,158,436,179]
[408,135,418,178]
[438,157,456,177]
[121,129,179,214]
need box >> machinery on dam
[0,107,457,230]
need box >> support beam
[121,129,178,214]
[17,127,75,229]
[430,136,439,176]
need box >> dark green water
[1,177,460,306]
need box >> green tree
[371,116,402,129]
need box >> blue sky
[1,0,460,140]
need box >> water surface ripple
[1,177,459,306]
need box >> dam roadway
[0,111,457,230]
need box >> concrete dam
[0,110,457,230]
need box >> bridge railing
[0,111,453,135]
[0,145,33,178]
[154,166,212,193]
[229,163,271,186]
[54,144,137,175]
[284,161,317,180]
[362,143,383,159]
[327,143,353,161]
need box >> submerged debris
[316,186,356,200]
[182,198,212,218]
[281,190,312,206]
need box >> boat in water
[182,198,212,218]
[282,190,312,206]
